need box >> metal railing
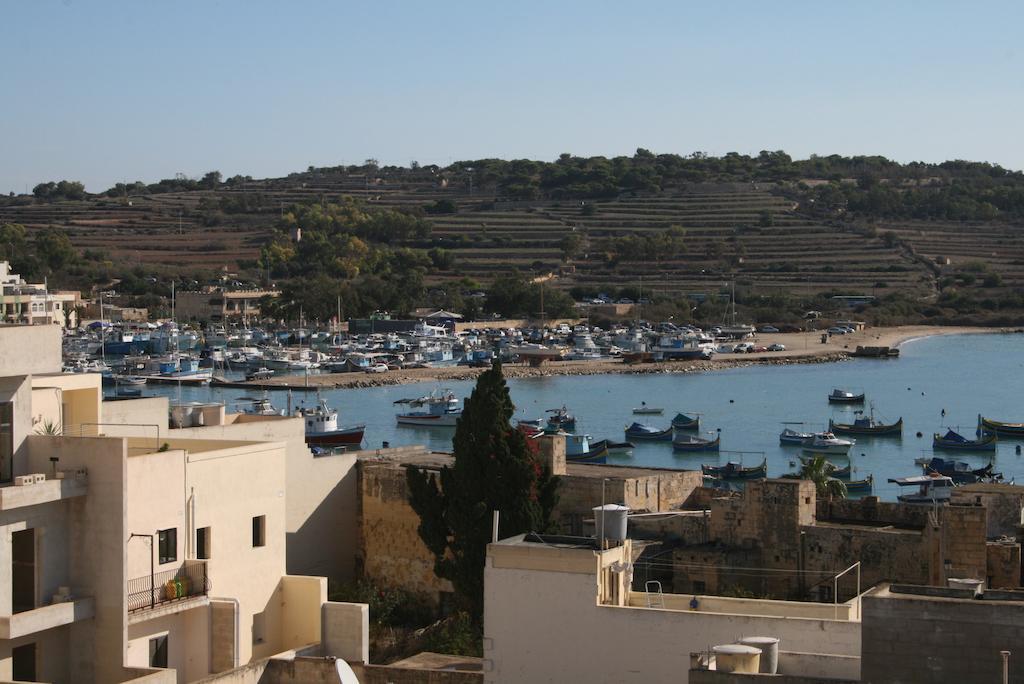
[127,560,209,612]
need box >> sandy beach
[245,325,1011,390]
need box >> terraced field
[12,170,1022,305]
[886,220,1024,290]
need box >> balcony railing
[127,560,209,613]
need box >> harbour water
[143,333,1023,501]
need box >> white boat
[512,344,564,362]
[802,432,855,455]
[780,427,813,445]
[297,398,365,446]
[395,390,462,427]
[889,474,954,503]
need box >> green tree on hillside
[406,360,560,624]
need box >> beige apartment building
[0,261,79,328]
[0,324,367,683]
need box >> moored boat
[395,390,463,428]
[624,422,673,441]
[298,398,365,446]
[828,389,865,404]
[672,433,721,452]
[632,403,663,415]
[829,415,902,436]
[546,407,576,432]
[932,428,997,452]
[780,427,813,445]
[701,458,766,479]
[923,457,996,483]
[590,439,635,455]
[563,434,608,464]
[889,474,955,503]
[802,432,855,455]
[670,413,700,431]
[978,415,1024,437]
[845,475,874,493]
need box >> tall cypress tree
[407,359,559,623]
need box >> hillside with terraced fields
[2,152,1023,324]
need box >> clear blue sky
[2,0,1022,193]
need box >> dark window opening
[0,402,13,484]
[252,515,266,547]
[158,528,177,564]
[149,634,168,668]
[13,642,36,681]
[196,527,211,560]
[12,528,36,613]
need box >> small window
[158,528,177,564]
[253,611,265,644]
[196,527,211,560]
[252,515,266,547]
[149,634,168,668]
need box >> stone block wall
[356,459,453,603]
[987,540,1022,589]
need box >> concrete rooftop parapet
[0,475,87,510]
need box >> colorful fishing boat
[829,413,902,436]
[828,389,865,404]
[923,457,995,483]
[546,406,576,431]
[932,428,997,452]
[889,474,955,503]
[845,475,874,493]
[298,398,366,446]
[563,434,608,464]
[978,415,1024,437]
[671,412,700,431]
[672,433,721,452]
[624,422,673,441]
[701,458,767,480]
[590,439,635,455]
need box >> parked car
[751,345,768,353]
[768,343,786,352]
[364,363,389,373]
[734,342,755,353]
[827,327,848,335]
[717,344,736,353]
[758,325,779,333]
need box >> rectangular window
[196,527,211,560]
[693,580,707,594]
[158,528,177,564]
[0,402,13,484]
[252,611,265,644]
[252,515,265,547]
[149,634,168,668]
[12,643,36,681]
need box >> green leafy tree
[406,361,560,624]
[35,228,78,273]
[799,454,847,499]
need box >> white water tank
[713,644,761,673]
[739,636,780,674]
[948,578,985,595]
[593,504,630,543]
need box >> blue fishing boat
[923,457,995,483]
[546,407,576,432]
[672,433,721,452]
[933,428,997,452]
[845,475,874,493]
[624,422,673,441]
[563,434,608,464]
[671,412,700,431]
[701,458,766,479]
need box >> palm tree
[799,454,848,499]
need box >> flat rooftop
[363,449,699,479]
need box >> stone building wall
[987,540,1022,589]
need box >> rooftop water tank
[593,504,630,544]
[713,644,761,673]
[739,636,780,674]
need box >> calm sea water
[142,333,1024,501]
